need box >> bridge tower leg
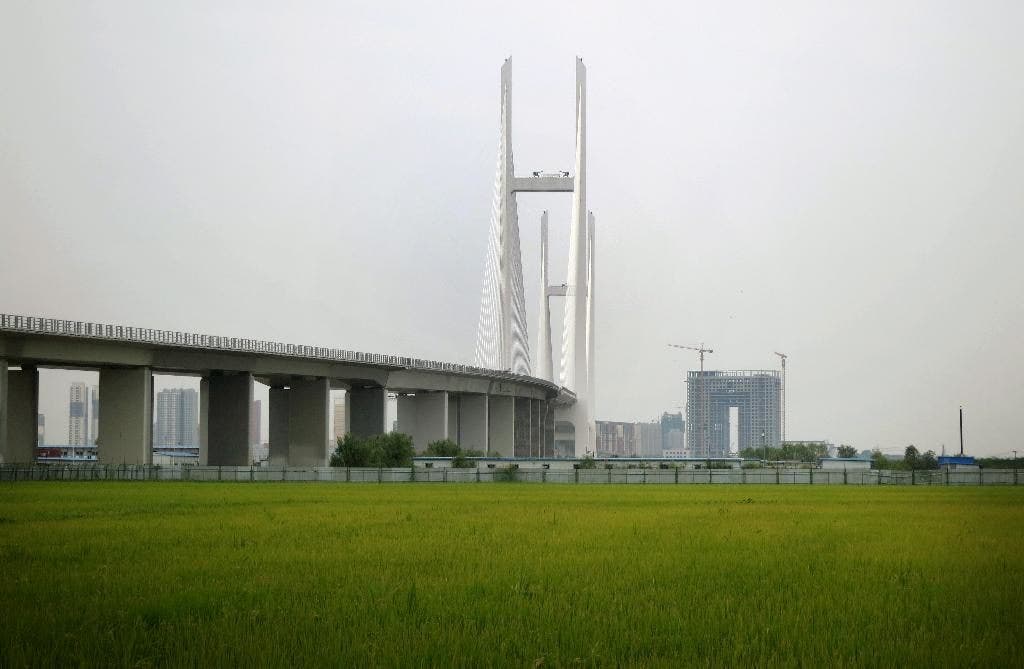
[396,391,449,452]
[488,395,514,457]
[348,387,387,439]
[98,367,152,465]
[1,363,38,463]
[206,373,253,466]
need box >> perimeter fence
[0,464,1020,486]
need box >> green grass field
[1,483,1022,667]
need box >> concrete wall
[0,360,6,462]
[207,373,252,466]
[98,367,152,464]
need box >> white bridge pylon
[474,57,595,456]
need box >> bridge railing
[0,313,558,390]
[0,464,1019,486]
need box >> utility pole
[669,343,714,458]
[959,405,964,456]
[774,352,787,445]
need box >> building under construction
[686,370,781,457]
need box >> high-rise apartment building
[37,414,45,446]
[686,370,781,458]
[69,382,89,446]
[155,388,199,447]
[661,412,684,456]
[333,397,347,442]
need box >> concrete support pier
[455,394,488,452]
[348,387,387,438]
[98,367,152,464]
[287,378,330,466]
[206,373,253,466]
[396,391,449,452]
[1,364,38,463]
[268,386,289,465]
[488,395,514,457]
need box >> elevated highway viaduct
[0,315,571,466]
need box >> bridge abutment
[206,373,253,466]
[97,367,152,464]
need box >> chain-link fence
[0,464,1019,485]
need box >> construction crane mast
[774,351,787,444]
[669,343,714,458]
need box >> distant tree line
[329,435,487,468]
[871,445,939,470]
[740,441,830,463]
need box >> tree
[329,433,415,468]
[871,449,892,470]
[424,439,460,457]
[918,450,938,470]
[837,444,858,458]
[904,445,921,470]
[330,434,372,467]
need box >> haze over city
[2,2,1022,456]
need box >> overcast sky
[2,1,1022,455]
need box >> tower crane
[774,352,787,444]
[668,343,714,458]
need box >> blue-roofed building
[938,455,978,471]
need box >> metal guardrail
[0,314,562,391]
[0,464,1019,485]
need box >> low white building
[818,457,871,470]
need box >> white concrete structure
[475,58,596,457]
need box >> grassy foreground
[1,484,1022,667]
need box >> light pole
[762,430,767,464]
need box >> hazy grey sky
[2,1,1022,455]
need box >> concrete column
[458,394,488,453]
[2,365,38,463]
[288,378,330,466]
[488,395,514,457]
[513,397,531,458]
[348,387,387,438]
[0,360,6,462]
[448,396,459,443]
[531,399,543,457]
[98,367,152,464]
[199,377,209,465]
[396,391,448,452]
[268,387,289,465]
[207,373,253,466]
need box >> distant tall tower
[474,58,530,375]
[68,382,89,446]
[474,57,596,456]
